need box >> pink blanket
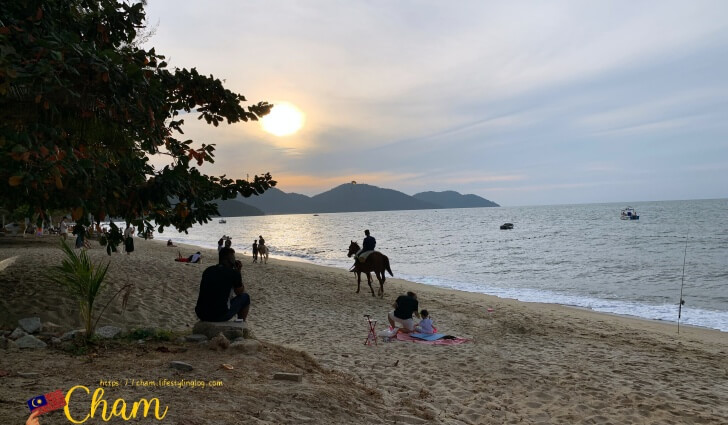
[395,332,470,345]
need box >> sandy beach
[1,235,727,424]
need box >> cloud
[142,0,728,205]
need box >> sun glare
[260,102,305,137]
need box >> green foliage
[48,241,110,336]
[0,0,275,232]
[153,329,174,341]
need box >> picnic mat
[395,332,470,345]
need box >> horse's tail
[384,255,393,277]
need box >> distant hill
[217,183,499,216]
[235,187,318,214]
[311,183,438,213]
[215,199,264,217]
[413,190,499,208]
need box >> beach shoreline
[2,234,727,424]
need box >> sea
[161,198,728,332]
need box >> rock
[193,321,247,340]
[169,361,193,371]
[9,328,28,339]
[18,317,42,334]
[60,329,85,342]
[50,337,62,346]
[272,372,303,382]
[209,333,230,351]
[95,326,122,339]
[230,339,260,355]
[15,335,47,349]
[185,334,208,343]
[0,336,7,349]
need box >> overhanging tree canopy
[0,0,275,232]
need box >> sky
[144,0,728,206]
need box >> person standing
[195,247,250,322]
[73,224,85,249]
[123,224,135,255]
[59,217,68,241]
[252,240,258,263]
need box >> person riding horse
[354,229,376,267]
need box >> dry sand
[1,235,727,424]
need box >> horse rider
[354,229,376,265]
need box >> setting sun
[260,102,305,136]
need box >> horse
[347,241,393,298]
[258,244,269,264]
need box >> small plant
[49,241,132,339]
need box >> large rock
[18,317,42,334]
[15,335,47,349]
[193,321,248,340]
[184,334,208,343]
[95,326,122,339]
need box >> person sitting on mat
[194,247,250,323]
[387,291,420,333]
[414,309,434,334]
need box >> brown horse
[347,241,393,298]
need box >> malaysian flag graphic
[26,390,66,415]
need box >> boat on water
[500,223,514,230]
[218,219,227,224]
[620,207,639,220]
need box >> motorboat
[218,219,227,224]
[620,207,639,220]
[500,223,514,230]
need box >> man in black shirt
[195,247,250,322]
[387,291,420,333]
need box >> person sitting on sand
[175,251,201,263]
[388,291,420,333]
[414,309,434,334]
[195,247,250,322]
[167,239,177,247]
[224,238,232,249]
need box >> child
[414,309,434,334]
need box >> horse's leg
[376,270,385,297]
[356,271,361,293]
[366,271,375,297]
